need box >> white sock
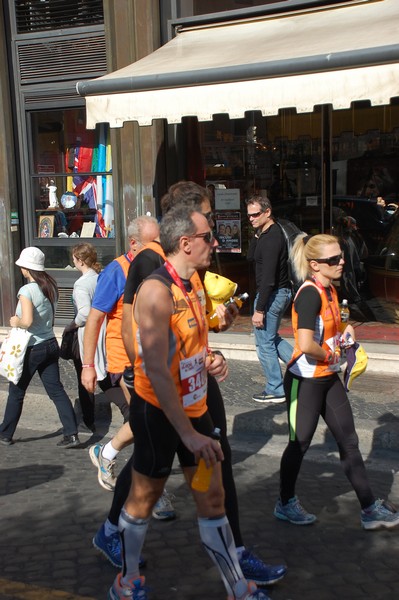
[102,441,119,461]
[236,546,245,560]
[104,518,118,537]
[198,515,247,598]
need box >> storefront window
[30,108,115,258]
[331,103,399,324]
[197,104,399,323]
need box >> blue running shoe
[108,574,148,599]
[227,581,271,599]
[239,549,287,586]
[274,496,316,525]
[93,524,146,569]
[361,499,399,530]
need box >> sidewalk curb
[209,331,399,373]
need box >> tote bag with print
[0,327,31,384]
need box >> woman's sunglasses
[311,252,344,266]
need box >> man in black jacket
[247,195,293,403]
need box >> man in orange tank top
[108,205,271,600]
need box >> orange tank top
[133,271,208,418]
[289,280,342,378]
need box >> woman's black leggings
[108,373,244,548]
[280,371,375,510]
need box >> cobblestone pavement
[1,359,399,599]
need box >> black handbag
[60,325,80,361]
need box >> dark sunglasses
[312,252,344,266]
[247,211,263,219]
[203,211,215,224]
[191,231,215,244]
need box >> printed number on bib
[180,350,207,408]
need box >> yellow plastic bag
[203,271,238,314]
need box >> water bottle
[340,299,350,323]
[191,428,221,492]
[123,365,134,389]
[207,292,249,331]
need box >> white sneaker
[152,489,176,520]
[89,443,116,492]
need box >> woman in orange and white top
[274,233,399,530]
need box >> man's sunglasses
[311,253,344,266]
[247,211,263,219]
[203,211,214,224]
[190,231,215,244]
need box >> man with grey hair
[108,204,270,600]
[82,216,159,484]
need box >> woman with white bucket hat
[0,247,80,448]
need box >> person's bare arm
[10,295,33,329]
[81,307,106,393]
[135,280,223,467]
[121,303,135,366]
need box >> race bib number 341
[180,350,207,408]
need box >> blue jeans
[0,337,77,440]
[254,288,293,397]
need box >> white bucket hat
[15,247,45,271]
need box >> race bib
[180,350,207,408]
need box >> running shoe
[361,499,399,530]
[108,574,148,599]
[227,580,271,599]
[89,443,116,492]
[239,549,287,586]
[252,392,285,404]
[274,496,316,525]
[93,524,146,569]
[152,489,176,520]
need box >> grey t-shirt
[16,282,56,345]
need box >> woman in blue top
[0,247,80,447]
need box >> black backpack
[275,218,306,294]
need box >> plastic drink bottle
[340,299,350,323]
[207,292,249,331]
[191,428,221,492]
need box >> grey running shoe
[274,496,316,525]
[152,489,176,520]
[89,443,116,492]
[361,499,399,530]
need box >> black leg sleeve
[108,456,134,526]
[207,374,243,548]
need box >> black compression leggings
[108,374,243,547]
[279,371,374,510]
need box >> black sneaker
[56,434,81,448]
[0,435,13,446]
[252,392,286,404]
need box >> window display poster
[215,212,241,253]
[38,215,54,238]
[215,188,240,210]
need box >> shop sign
[215,188,240,210]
